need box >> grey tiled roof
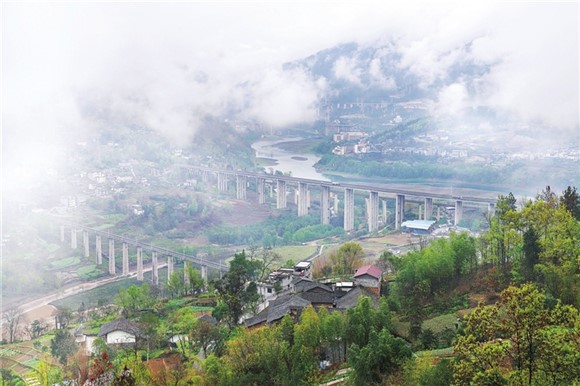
[98,318,141,337]
[335,286,379,310]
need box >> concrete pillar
[344,188,355,232]
[217,173,228,193]
[136,247,143,281]
[257,178,265,204]
[424,197,433,221]
[298,182,308,216]
[183,261,190,288]
[395,194,405,230]
[167,256,174,279]
[437,206,441,221]
[320,185,330,225]
[71,229,77,249]
[83,231,90,258]
[367,191,379,233]
[201,265,208,286]
[95,235,102,265]
[488,202,495,217]
[122,243,129,276]
[60,225,65,243]
[108,239,116,275]
[236,175,247,200]
[455,200,464,225]
[332,192,339,214]
[382,199,388,224]
[276,180,287,209]
[418,205,423,220]
[201,171,209,183]
[152,252,159,285]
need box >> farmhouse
[98,318,141,345]
[353,265,383,295]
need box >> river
[252,137,330,181]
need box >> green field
[272,245,318,263]
[49,256,81,269]
[50,278,143,309]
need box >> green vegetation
[49,256,81,270]
[207,213,344,247]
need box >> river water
[252,137,330,181]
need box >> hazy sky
[2,1,579,195]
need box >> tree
[116,284,155,318]
[330,242,364,276]
[348,328,411,385]
[453,284,580,385]
[166,271,184,298]
[560,185,580,220]
[3,306,22,343]
[26,319,49,340]
[185,264,205,294]
[213,251,259,327]
[50,329,78,366]
[54,307,73,329]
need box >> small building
[353,265,383,295]
[294,261,312,278]
[401,220,437,235]
[98,318,141,345]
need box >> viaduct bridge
[184,165,497,233]
[59,224,229,285]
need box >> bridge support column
[167,256,174,280]
[320,185,330,225]
[382,199,388,225]
[424,197,433,221]
[257,178,265,204]
[83,231,90,258]
[201,265,208,286]
[395,194,405,230]
[488,202,495,217]
[137,247,143,281]
[344,188,354,232]
[60,225,65,243]
[183,261,190,288]
[122,243,129,276]
[298,182,308,216]
[108,239,116,275]
[95,235,102,265]
[455,200,464,225]
[201,171,209,183]
[152,252,159,285]
[217,173,228,193]
[367,191,379,233]
[418,205,423,220]
[276,180,287,209]
[332,192,339,214]
[71,229,77,249]
[236,175,247,200]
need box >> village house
[353,265,383,296]
[98,318,141,345]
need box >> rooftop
[354,265,383,279]
[401,220,437,231]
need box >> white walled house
[98,318,141,345]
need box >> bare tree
[3,306,23,343]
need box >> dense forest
[2,186,578,385]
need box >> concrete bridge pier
[344,188,355,232]
[201,171,209,183]
[108,239,116,275]
[83,231,90,258]
[236,175,247,200]
[276,180,287,209]
[257,178,265,204]
[137,247,143,281]
[382,199,388,225]
[298,182,308,216]
[320,185,330,225]
[122,243,129,275]
[455,200,464,225]
[201,265,208,286]
[418,205,423,220]
[95,235,102,265]
[183,261,190,288]
[488,202,495,217]
[71,229,77,249]
[367,191,379,233]
[152,251,159,285]
[167,256,174,279]
[217,173,228,193]
[395,194,405,230]
[332,192,339,214]
[424,197,433,220]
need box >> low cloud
[333,56,363,85]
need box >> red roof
[354,265,383,279]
